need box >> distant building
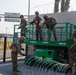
[0,33,13,37]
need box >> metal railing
[13,22,76,43]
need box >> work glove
[21,48,25,51]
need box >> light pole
[5,27,8,36]
[28,0,30,20]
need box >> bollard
[3,37,7,62]
[26,44,28,56]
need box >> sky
[0,0,76,34]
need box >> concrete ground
[0,60,71,75]
[0,45,71,75]
[0,61,26,75]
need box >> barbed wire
[30,2,54,14]
[30,0,76,14]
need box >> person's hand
[22,54,26,56]
[24,54,26,56]
[18,26,21,29]
[21,48,24,51]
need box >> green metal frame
[22,22,76,67]
[13,22,76,47]
[35,49,58,60]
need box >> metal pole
[26,44,28,56]
[25,0,30,57]
[28,0,30,20]
[3,37,7,62]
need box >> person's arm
[49,18,56,27]
[39,17,42,21]
[22,18,27,24]
[21,48,24,51]
[10,42,15,49]
[18,18,27,29]
[17,20,22,29]
[16,44,26,56]
[51,17,57,25]
[10,43,13,49]
[70,46,76,55]
[42,21,46,28]
[29,17,36,24]
[30,21,34,24]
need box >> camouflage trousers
[21,27,26,37]
[72,64,76,75]
[69,55,76,68]
[69,55,76,75]
[47,27,57,41]
[11,51,18,71]
[36,29,43,40]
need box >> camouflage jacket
[70,42,76,56]
[30,16,42,30]
[10,40,25,56]
[30,16,42,25]
[19,18,27,29]
[44,17,57,29]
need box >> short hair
[43,15,48,19]
[20,15,24,18]
[35,11,39,14]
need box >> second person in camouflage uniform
[30,11,43,40]
[69,30,76,75]
[10,36,26,73]
[18,15,27,37]
[43,15,57,41]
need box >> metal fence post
[3,37,7,62]
[26,44,28,56]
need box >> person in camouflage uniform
[69,30,76,75]
[43,15,57,41]
[10,36,26,73]
[18,15,27,37]
[30,11,43,40]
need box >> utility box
[35,49,58,61]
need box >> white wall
[28,11,76,25]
